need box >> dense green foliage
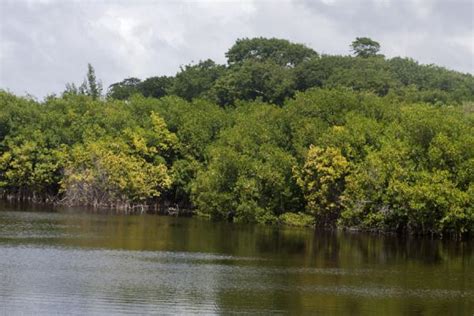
[1,37,473,237]
[108,37,474,104]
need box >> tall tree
[107,77,141,100]
[226,37,318,67]
[350,37,381,58]
[139,76,174,98]
[170,59,225,101]
[85,63,102,100]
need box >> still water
[0,204,472,315]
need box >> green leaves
[61,138,172,206]
[0,132,64,194]
[102,37,474,106]
[295,146,349,227]
[58,111,177,206]
[191,105,302,223]
[350,37,381,58]
[226,37,318,67]
[1,36,473,237]
[170,59,225,101]
[211,59,296,106]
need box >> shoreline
[1,198,470,241]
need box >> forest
[1,37,473,237]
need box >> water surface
[0,204,472,314]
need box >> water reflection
[0,205,472,314]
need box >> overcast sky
[1,0,473,99]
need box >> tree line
[1,37,473,237]
[107,37,474,105]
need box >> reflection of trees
[343,232,472,267]
[2,208,473,314]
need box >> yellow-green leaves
[0,133,63,194]
[295,145,349,227]
[1,76,473,236]
[58,111,177,206]
[61,138,172,207]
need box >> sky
[1,0,473,99]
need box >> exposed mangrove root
[1,190,194,216]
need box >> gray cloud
[0,0,472,99]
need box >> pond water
[0,204,472,315]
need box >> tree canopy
[350,37,381,58]
[1,37,473,238]
[106,37,473,105]
[226,37,318,67]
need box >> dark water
[0,204,472,315]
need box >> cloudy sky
[1,0,473,99]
